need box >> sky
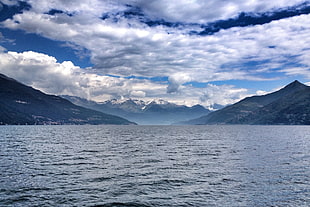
[0,0,310,108]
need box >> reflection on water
[0,125,309,206]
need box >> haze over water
[0,125,309,206]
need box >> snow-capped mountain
[61,96,211,125]
[0,73,135,125]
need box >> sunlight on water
[0,125,309,206]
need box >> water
[0,125,309,207]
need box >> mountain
[0,73,135,125]
[181,80,310,125]
[61,96,210,125]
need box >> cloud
[167,73,192,93]
[1,0,310,107]
[130,90,146,98]
[0,49,253,107]
[200,84,248,107]
[4,6,310,87]
[0,31,14,45]
[0,50,86,95]
[0,50,167,101]
[256,90,268,96]
[126,0,309,23]
[198,3,310,35]
[0,0,20,6]
[0,11,247,84]
[0,0,31,21]
[24,0,116,15]
[5,0,307,24]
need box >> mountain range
[180,80,310,125]
[2,72,309,126]
[61,96,211,125]
[0,73,135,125]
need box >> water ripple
[0,125,310,206]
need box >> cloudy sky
[0,0,310,108]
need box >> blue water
[0,125,309,207]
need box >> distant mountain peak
[148,99,171,105]
[104,98,146,105]
[274,80,309,97]
[62,96,210,125]
[292,80,302,84]
[283,80,308,90]
[0,74,135,125]
[182,80,310,125]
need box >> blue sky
[0,0,310,108]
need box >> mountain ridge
[61,96,211,125]
[0,73,135,125]
[180,80,310,125]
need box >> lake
[0,125,309,206]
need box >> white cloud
[0,0,20,6]
[256,90,268,96]
[0,50,167,101]
[24,0,120,16]
[10,0,307,24]
[167,73,192,93]
[0,49,252,107]
[1,0,310,107]
[123,0,308,23]
[3,2,310,82]
[130,90,146,98]
[280,67,310,79]
[200,84,248,107]
[4,7,310,88]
